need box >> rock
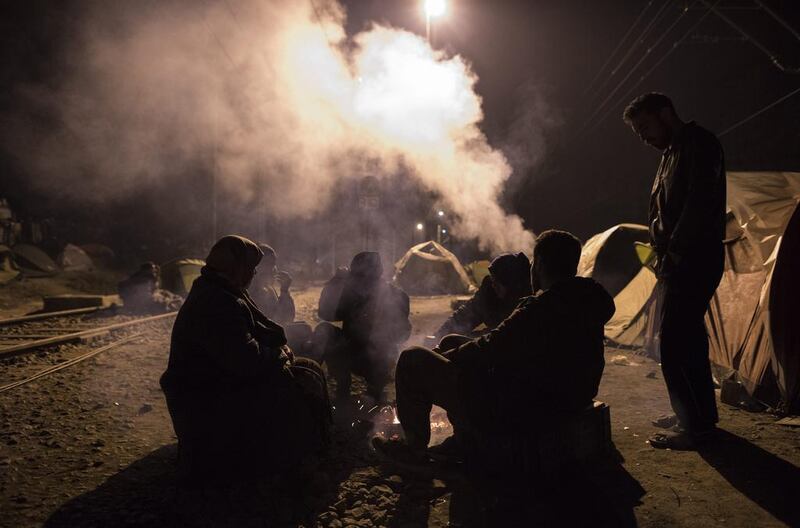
[369,484,393,496]
[610,355,630,366]
[138,403,153,415]
[346,506,367,519]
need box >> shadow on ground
[699,428,800,527]
[385,448,645,528]
[44,441,365,528]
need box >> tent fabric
[465,260,491,287]
[0,244,20,284]
[394,241,473,295]
[57,244,94,271]
[578,223,657,351]
[578,224,650,298]
[604,266,658,350]
[12,243,58,276]
[80,243,116,265]
[160,258,205,296]
[706,171,800,412]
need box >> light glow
[416,223,424,231]
[424,0,446,18]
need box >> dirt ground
[1,277,799,527]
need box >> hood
[538,276,615,327]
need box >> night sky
[2,0,799,250]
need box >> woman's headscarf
[205,235,263,288]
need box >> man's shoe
[649,427,718,450]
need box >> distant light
[416,223,424,231]
[424,0,446,18]
[437,210,445,217]
[442,229,447,234]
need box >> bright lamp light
[425,0,446,18]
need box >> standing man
[623,93,726,449]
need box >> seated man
[314,252,411,402]
[118,262,181,314]
[434,252,531,350]
[250,243,312,353]
[373,230,615,465]
[160,236,330,482]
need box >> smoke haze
[3,0,538,253]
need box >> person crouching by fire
[433,252,532,352]
[314,251,411,403]
[373,230,615,466]
[160,235,330,482]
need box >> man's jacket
[436,276,528,337]
[648,121,726,279]
[448,276,615,429]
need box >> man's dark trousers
[658,247,724,432]
[395,346,469,449]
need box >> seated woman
[434,252,532,351]
[250,243,313,354]
[160,235,330,483]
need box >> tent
[465,260,491,287]
[578,224,659,351]
[706,171,800,413]
[57,244,94,271]
[11,243,58,276]
[578,224,650,298]
[80,243,116,267]
[0,245,20,284]
[160,258,205,296]
[393,241,473,295]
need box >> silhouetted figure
[624,93,725,450]
[160,235,330,482]
[435,252,531,351]
[315,252,411,402]
[117,262,181,314]
[373,230,614,466]
[250,243,312,353]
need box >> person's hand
[275,270,293,292]
[281,345,295,365]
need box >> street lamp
[424,0,446,43]
[416,223,424,231]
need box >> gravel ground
[0,281,799,527]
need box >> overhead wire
[753,0,800,43]
[698,0,800,74]
[586,0,674,108]
[719,84,800,136]
[584,1,720,136]
[578,1,696,136]
[581,0,655,97]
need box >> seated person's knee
[438,333,471,352]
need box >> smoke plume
[4,0,536,252]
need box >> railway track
[0,309,177,359]
[0,308,177,393]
